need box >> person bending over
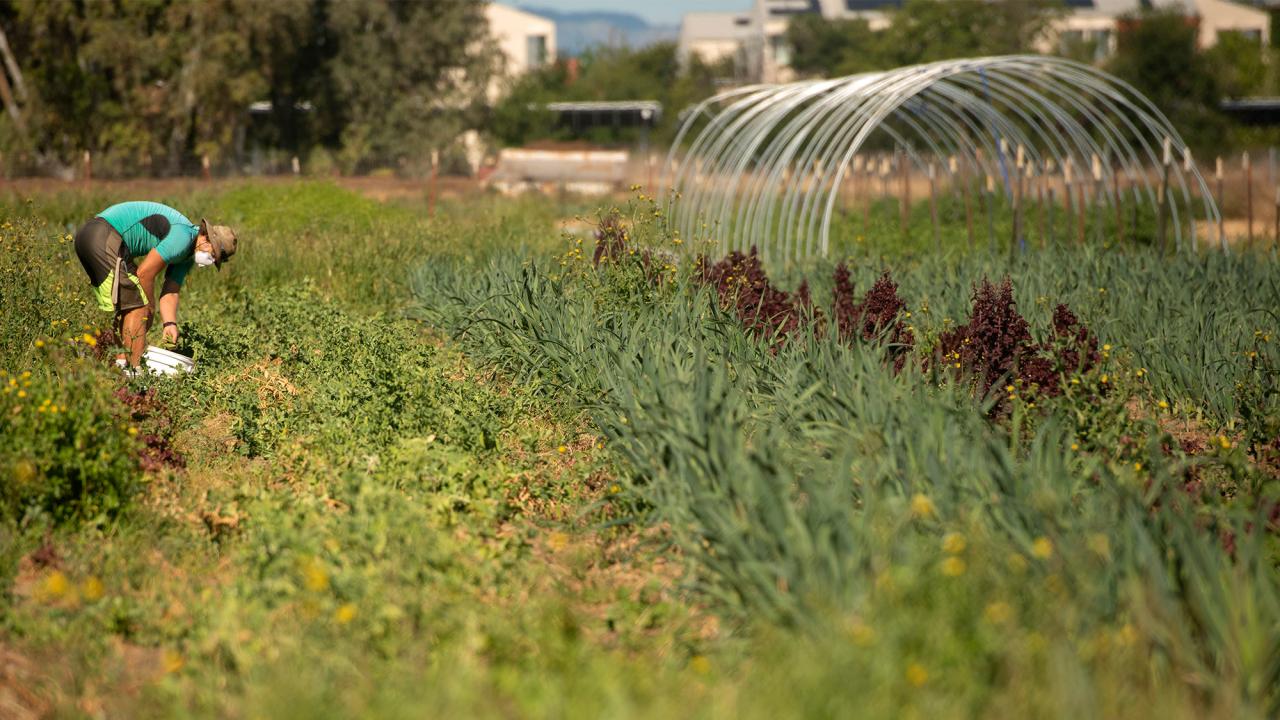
[73,201,237,367]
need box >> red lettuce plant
[832,265,914,371]
[937,278,1101,407]
[696,247,815,349]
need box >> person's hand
[162,322,180,345]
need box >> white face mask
[194,250,216,267]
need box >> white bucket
[143,345,196,376]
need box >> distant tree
[881,0,1062,66]
[327,0,498,174]
[786,14,883,77]
[1205,30,1268,98]
[785,0,1062,79]
[0,0,499,176]
[1106,10,1226,150]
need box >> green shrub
[0,351,141,523]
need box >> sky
[512,0,750,25]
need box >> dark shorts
[73,217,146,313]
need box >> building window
[770,34,792,67]
[527,35,547,69]
[1089,29,1111,60]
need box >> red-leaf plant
[936,278,1100,409]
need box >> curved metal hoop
[663,55,1222,264]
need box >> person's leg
[112,312,127,365]
[119,306,150,366]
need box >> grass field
[1,180,1277,718]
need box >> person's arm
[135,249,167,317]
[159,279,181,344]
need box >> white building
[677,11,757,77]
[1048,0,1270,59]
[462,5,557,171]
[678,0,1271,84]
[486,3,556,82]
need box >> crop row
[414,211,1280,713]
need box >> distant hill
[520,7,679,56]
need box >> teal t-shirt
[97,201,198,286]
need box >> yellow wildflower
[940,556,966,577]
[942,532,966,554]
[82,577,105,602]
[547,531,570,551]
[984,601,1013,624]
[909,493,936,519]
[301,557,330,592]
[905,663,929,687]
[1158,400,1169,410]
[689,655,711,675]
[1116,623,1138,647]
[848,619,876,647]
[1031,537,1054,560]
[163,649,185,674]
[1087,533,1111,560]
[40,571,71,601]
[557,445,567,454]
[335,603,358,625]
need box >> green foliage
[1106,10,1227,152]
[165,282,508,458]
[0,355,140,524]
[0,0,498,176]
[416,203,1280,714]
[5,180,1279,715]
[786,0,1062,78]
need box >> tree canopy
[0,0,497,177]
[786,0,1063,78]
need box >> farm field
[2,180,1279,718]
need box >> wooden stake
[429,149,439,217]
[929,161,939,251]
[958,156,974,249]
[984,174,996,252]
[1156,137,1172,253]
[1047,186,1056,247]
[899,151,909,239]
[1038,167,1047,248]
[201,154,211,181]
[1077,163,1087,246]
[1245,151,1254,246]
[1064,157,1075,244]
[1112,160,1123,244]
[1216,156,1225,246]
[1091,153,1103,245]
[82,150,91,183]
[1011,146,1024,258]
